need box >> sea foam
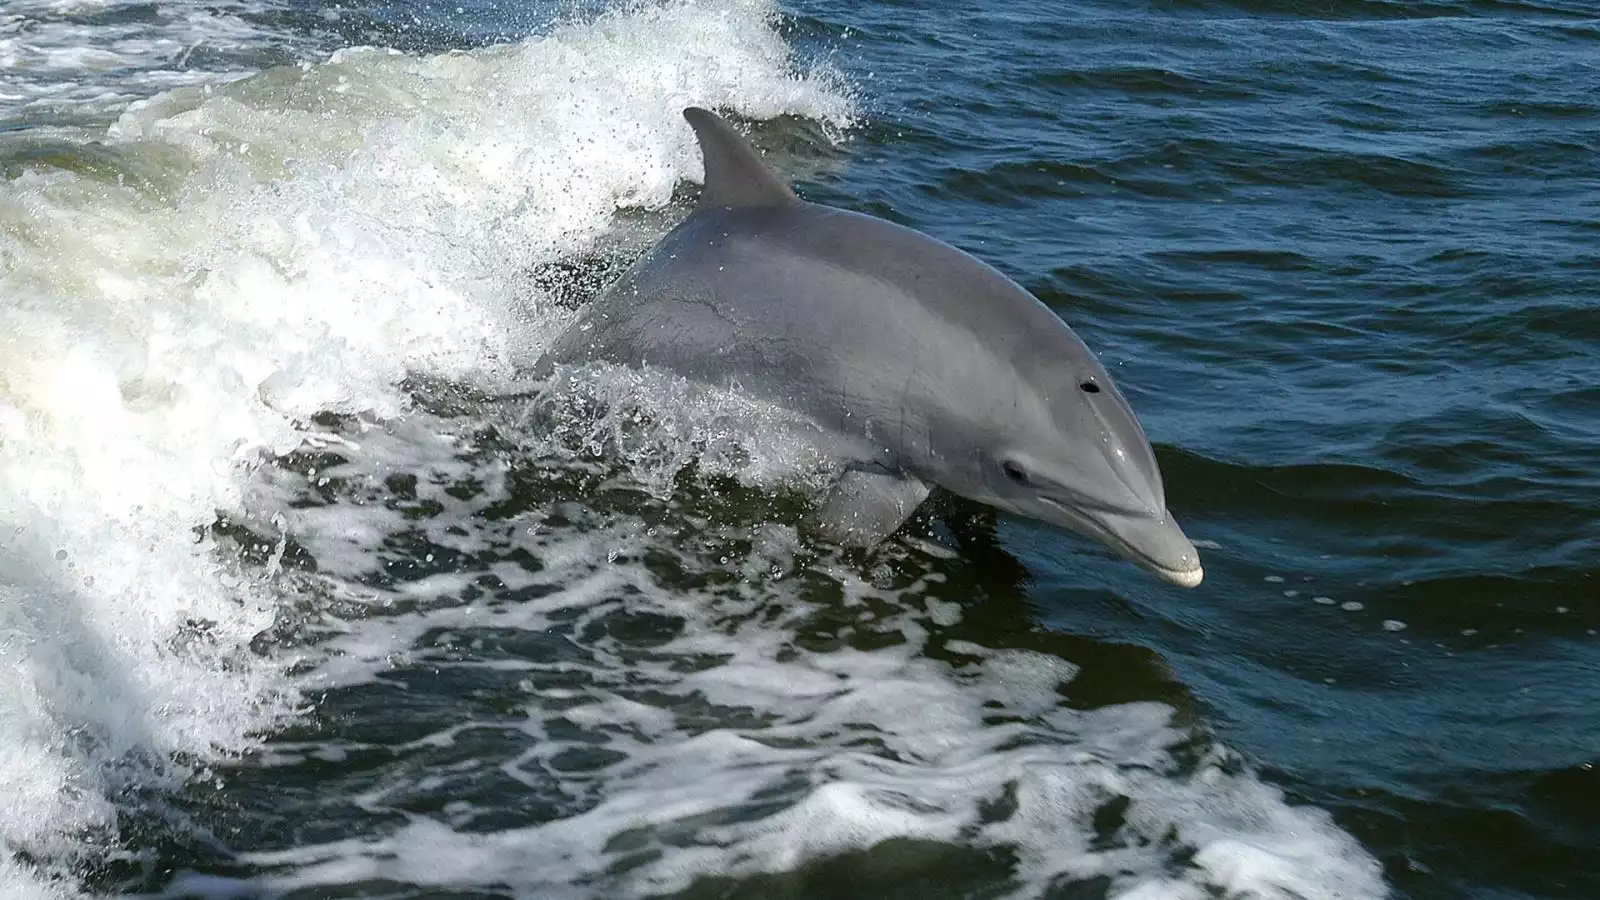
[0,1,850,894]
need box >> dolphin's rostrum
[536,107,1203,587]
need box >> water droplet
[1340,601,1364,612]
[1264,575,1285,583]
[1382,620,1407,632]
[1313,596,1334,605]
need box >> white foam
[206,405,1390,900]
[1,1,1390,895]
[0,0,285,124]
[0,0,851,893]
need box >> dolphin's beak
[1037,497,1206,588]
[1093,510,1205,588]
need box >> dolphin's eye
[1079,380,1101,394]
[1002,461,1029,484]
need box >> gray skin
[535,107,1203,587]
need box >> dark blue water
[3,1,1596,898]
[787,4,1600,898]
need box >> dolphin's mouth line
[1043,487,1151,520]
[1037,496,1203,587]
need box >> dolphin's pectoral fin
[814,468,931,548]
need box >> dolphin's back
[543,201,1093,455]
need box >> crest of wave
[0,0,853,894]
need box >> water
[0,0,1595,898]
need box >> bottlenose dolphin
[535,108,1203,587]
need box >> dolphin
[534,108,1203,587]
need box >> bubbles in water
[0,0,852,893]
[217,404,1391,900]
[0,4,1394,899]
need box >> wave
[0,0,850,895]
[0,0,291,127]
[146,403,1393,900]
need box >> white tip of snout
[1151,561,1204,589]
[1094,512,1205,589]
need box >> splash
[0,0,851,894]
[180,403,1391,900]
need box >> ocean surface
[1,0,1596,898]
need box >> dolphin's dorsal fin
[683,107,797,210]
